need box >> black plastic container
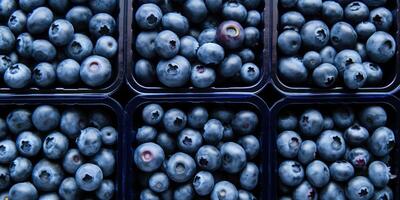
[124,94,269,199]
[270,0,400,95]
[126,0,269,94]
[0,96,125,199]
[269,95,400,199]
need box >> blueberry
[134,142,165,172]
[32,159,64,191]
[240,162,259,190]
[16,131,41,157]
[344,1,369,24]
[211,181,238,200]
[59,109,87,139]
[322,1,343,24]
[0,0,16,19]
[177,128,203,153]
[43,132,69,160]
[366,31,396,63]
[156,55,191,87]
[154,30,180,59]
[369,127,395,157]
[332,106,355,129]
[89,13,116,38]
[136,125,157,143]
[48,19,74,46]
[280,11,305,31]
[222,1,247,23]
[59,178,79,200]
[344,124,368,145]
[192,171,214,196]
[141,104,163,126]
[220,142,246,173]
[156,132,175,154]
[205,0,223,13]
[0,26,15,53]
[13,35,28,60]
[140,189,159,200]
[344,63,367,89]
[178,36,198,60]
[238,135,260,160]
[27,7,53,34]
[48,0,69,14]
[369,7,392,31]
[346,176,374,200]
[280,0,297,8]
[278,57,308,84]
[278,30,301,56]
[0,139,16,164]
[196,145,221,171]
[88,110,111,128]
[166,152,196,183]
[246,10,261,26]
[320,182,346,200]
[31,39,56,62]
[306,160,330,188]
[163,108,187,133]
[297,0,323,15]
[197,43,225,65]
[183,0,208,23]
[211,109,234,124]
[298,140,317,165]
[329,160,355,182]
[279,160,304,187]
[8,10,26,33]
[18,0,44,12]
[80,55,112,87]
[95,179,114,200]
[238,190,256,200]
[75,163,103,191]
[174,183,194,200]
[9,182,38,200]
[66,6,93,32]
[231,110,258,135]
[368,161,392,188]
[373,186,393,200]
[293,181,318,200]
[162,12,189,36]
[135,59,156,84]
[359,106,387,130]
[244,27,259,47]
[203,119,224,144]
[334,49,362,74]
[191,65,216,88]
[278,111,297,131]
[239,48,255,63]
[55,59,80,85]
[312,63,338,88]
[217,20,245,49]
[346,147,371,168]
[198,28,217,45]
[317,130,346,161]
[188,106,208,129]
[241,63,260,84]
[6,109,31,134]
[148,172,169,193]
[39,193,59,200]
[8,51,17,64]
[331,22,358,50]
[303,51,322,70]
[63,149,84,174]
[362,62,383,85]
[277,130,302,158]
[66,33,93,62]
[31,62,55,87]
[89,0,117,14]
[32,105,60,131]
[92,148,115,177]
[0,55,12,74]
[136,3,162,30]
[356,42,367,60]
[301,20,329,50]
[299,109,324,137]
[319,46,336,64]
[0,166,9,190]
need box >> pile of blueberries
[277,105,396,199]
[133,0,263,88]
[277,0,397,89]
[0,0,118,89]
[0,105,118,200]
[133,104,261,199]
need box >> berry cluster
[0,0,118,89]
[278,0,396,89]
[277,105,396,199]
[0,105,117,199]
[133,104,261,199]
[133,0,263,89]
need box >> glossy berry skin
[278,30,301,56]
[322,1,343,24]
[162,108,187,133]
[179,36,199,60]
[277,130,302,159]
[9,182,38,200]
[330,22,358,50]
[346,148,371,169]
[346,176,374,200]
[329,161,355,182]
[220,54,242,78]
[191,65,216,88]
[320,182,346,200]
[279,160,304,187]
[344,63,367,89]
[280,11,305,30]
[63,149,84,174]
[363,62,383,85]
[359,106,387,130]
[344,1,369,24]
[368,161,391,188]
[27,7,53,34]
[32,62,56,87]
[32,39,56,62]
[75,163,103,192]
[368,127,395,157]
[0,55,12,74]
[369,7,392,31]
[356,22,376,41]
[366,31,396,64]
[203,119,224,144]
[32,159,64,191]
[293,181,318,200]
[140,189,159,200]
[312,63,338,88]
[66,33,93,62]
[298,140,317,165]
[92,148,115,177]
[356,43,367,60]
[240,162,259,190]
[135,3,162,30]
[59,109,87,139]
[156,55,191,88]
[196,145,221,171]
[15,131,41,157]
[149,172,169,193]
[43,132,69,160]
[174,183,194,200]
[77,127,102,156]
[162,12,189,36]
[317,130,346,162]
[66,6,93,32]
[80,55,112,87]
[217,20,245,50]
[134,142,165,172]
[239,48,255,63]
[165,152,196,183]
[136,125,157,143]
[319,46,336,64]
[142,104,164,126]
[183,0,208,24]
[373,187,393,200]
[197,43,225,65]
[9,157,32,182]
[4,63,31,88]
[299,109,324,137]
[96,179,114,200]
[306,160,330,188]
[0,139,17,164]
[94,36,118,58]
[155,30,180,59]
[300,20,329,50]
[303,51,321,70]
[32,105,60,132]
[59,178,79,200]
[211,181,238,200]
[48,19,74,46]
[205,0,223,13]
[297,0,322,15]
[278,57,308,84]
[56,59,80,86]
[188,106,208,129]
[238,135,260,160]
[193,171,214,196]
[198,28,216,45]
[177,128,203,153]
[0,0,16,19]
[344,124,369,145]
[231,110,258,135]
[220,142,247,173]
[89,13,116,38]
[334,49,362,74]
[8,10,26,33]
[222,1,247,23]
[244,27,259,47]
[278,111,297,131]
[6,108,31,134]
[135,32,158,59]
[332,106,355,129]
[15,32,33,57]
[246,10,261,26]
[134,59,155,85]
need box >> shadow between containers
[268,95,400,200]
[123,94,269,199]
[0,96,125,199]
[0,0,125,96]
[125,0,270,94]
[269,0,400,95]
